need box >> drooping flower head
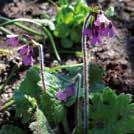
[83,11,115,46]
[22,55,33,66]
[94,13,110,26]
[18,45,34,66]
[6,34,34,66]
[18,45,30,56]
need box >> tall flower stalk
[82,3,115,132]
[32,40,46,92]
[82,13,91,134]
[38,44,46,92]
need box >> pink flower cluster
[6,34,34,66]
[83,13,115,45]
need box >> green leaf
[70,28,81,43]
[61,38,73,48]
[105,6,116,17]
[14,66,67,124]
[56,6,74,24]
[54,1,89,45]
[54,25,69,38]
[88,15,95,25]
[65,96,76,107]
[89,88,134,133]
[39,92,66,123]
[74,2,89,24]
[64,11,74,24]
[0,125,24,134]
[29,108,54,134]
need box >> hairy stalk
[72,73,82,128]
[82,13,91,134]
[38,44,46,92]
[76,74,82,127]
[32,40,46,92]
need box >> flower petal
[22,55,34,66]
[56,90,67,102]
[6,34,19,47]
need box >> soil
[0,0,134,131]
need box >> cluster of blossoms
[56,84,75,102]
[83,12,115,45]
[6,34,34,66]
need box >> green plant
[1,62,133,134]
[29,108,54,134]
[14,66,66,124]
[12,63,105,132]
[89,89,134,134]
[54,0,89,48]
[1,1,134,134]
[0,125,24,134]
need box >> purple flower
[56,84,75,102]
[18,45,30,56]
[22,54,34,66]
[91,30,102,45]
[105,23,114,37]
[65,84,75,97]
[56,90,67,102]
[91,36,101,45]
[83,12,115,46]
[94,13,110,26]
[83,29,92,36]
[6,34,19,47]
[18,45,34,66]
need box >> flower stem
[38,44,46,92]
[41,25,61,62]
[76,73,82,127]
[32,40,46,92]
[0,26,13,35]
[82,13,91,134]
[62,115,70,134]
[0,16,43,36]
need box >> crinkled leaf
[89,88,134,133]
[39,93,66,123]
[61,38,73,48]
[29,108,54,134]
[105,6,116,17]
[0,125,24,134]
[14,66,67,124]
